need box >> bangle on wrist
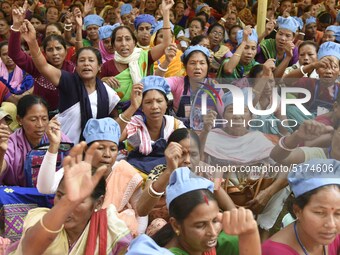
[40,216,64,234]
[158,64,168,72]
[119,113,131,124]
[220,17,226,23]
[10,25,20,32]
[31,48,42,59]
[234,53,241,57]
[278,136,297,151]
[64,23,72,27]
[149,181,165,197]
[64,26,72,31]
[300,65,308,77]
[298,32,305,36]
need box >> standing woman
[100,0,174,113]
[262,159,340,255]
[18,19,121,144]
[83,14,104,49]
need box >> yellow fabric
[150,33,186,78]
[10,205,130,255]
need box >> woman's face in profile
[294,186,340,246]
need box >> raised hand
[0,124,10,152]
[263,58,276,74]
[63,142,106,203]
[165,43,177,63]
[265,19,276,36]
[161,0,175,12]
[19,19,37,44]
[220,207,258,236]
[202,110,217,132]
[165,142,183,171]
[46,116,61,148]
[295,120,334,142]
[12,0,29,29]
[242,25,252,43]
[73,7,83,27]
[284,41,295,58]
[130,83,143,111]
[83,0,94,16]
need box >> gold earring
[175,230,180,236]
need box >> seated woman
[217,27,259,82]
[248,61,292,136]
[19,20,124,144]
[100,0,173,113]
[121,76,186,176]
[283,41,319,82]
[37,117,147,236]
[262,159,340,255]
[207,22,232,76]
[256,16,299,78]
[151,167,262,255]
[0,41,33,95]
[166,45,224,130]
[0,95,70,242]
[202,88,290,240]
[7,142,132,255]
[287,42,340,117]
[177,18,205,52]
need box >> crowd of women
[0,0,339,254]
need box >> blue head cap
[236,28,258,46]
[141,75,171,95]
[83,118,121,145]
[292,16,304,30]
[134,14,156,30]
[326,25,340,42]
[126,234,174,255]
[84,14,104,28]
[98,23,120,40]
[318,41,340,60]
[165,167,214,209]
[277,16,299,33]
[181,45,210,63]
[305,16,317,26]
[222,87,252,110]
[288,159,340,198]
[195,3,209,14]
[151,20,174,35]
[121,4,133,16]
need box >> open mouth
[206,239,217,248]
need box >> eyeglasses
[211,31,224,37]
